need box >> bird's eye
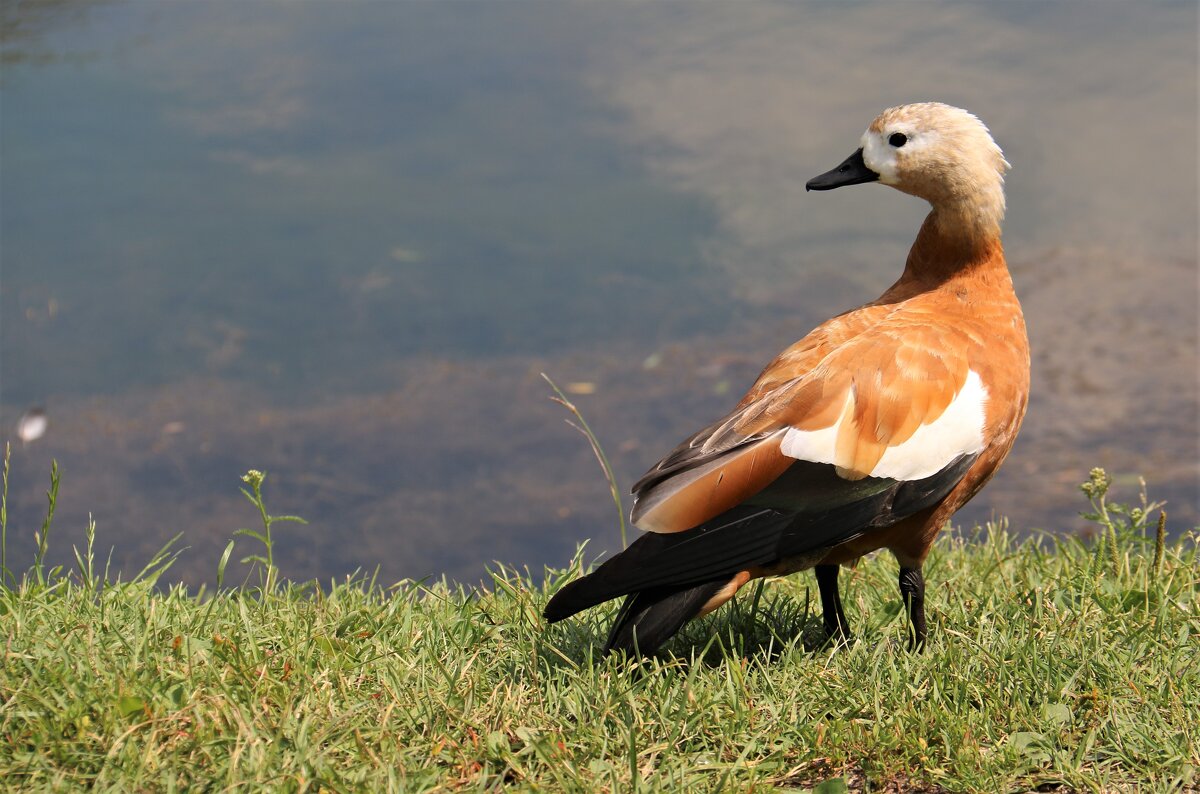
[889,132,908,148]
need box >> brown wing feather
[631,307,884,499]
[631,433,793,534]
[631,294,997,531]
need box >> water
[2,1,1196,587]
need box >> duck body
[544,103,1030,656]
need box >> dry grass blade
[541,372,628,549]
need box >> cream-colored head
[809,102,1010,239]
[863,102,1008,208]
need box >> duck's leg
[815,565,851,640]
[898,566,926,651]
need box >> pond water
[2,1,1196,587]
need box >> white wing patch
[780,370,989,481]
[779,391,853,464]
[873,370,988,479]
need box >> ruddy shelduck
[544,102,1030,656]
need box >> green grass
[1,454,1197,793]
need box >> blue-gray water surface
[2,1,1196,587]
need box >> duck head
[807,102,1010,237]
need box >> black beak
[805,148,880,191]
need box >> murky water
[2,1,1196,587]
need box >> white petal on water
[16,408,48,444]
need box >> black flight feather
[602,579,729,657]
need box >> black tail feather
[542,507,792,623]
[603,579,728,657]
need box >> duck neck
[901,203,1007,286]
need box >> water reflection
[1,1,1195,586]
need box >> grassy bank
[1,459,1197,793]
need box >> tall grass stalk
[542,372,628,549]
[1153,509,1167,576]
[71,514,98,594]
[1,442,9,588]
[32,459,59,588]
